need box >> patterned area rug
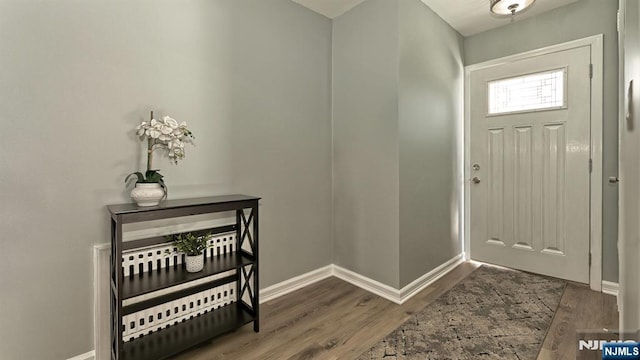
[358,265,566,360]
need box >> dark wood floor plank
[538,283,618,360]
[173,262,617,360]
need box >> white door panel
[470,46,591,283]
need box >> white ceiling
[420,0,581,36]
[292,0,581,36]
[291,0,368,19]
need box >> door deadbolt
[472,164,480,171]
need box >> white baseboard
[333,254,465,304]
[332,265,403,304]
[398,253,465,301]
[260,265,333,303]
[67,350,95,360]
[602,280,619,297]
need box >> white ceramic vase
[130,183,164,207]
[185,254,204,273]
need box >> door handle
[609,176,620,184]
[472,177,481,184]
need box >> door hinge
[589,64,593,79]
[589,253,592,266]
[589,158,593,173]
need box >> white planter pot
[185,254,204,273]
[130,183,164,207]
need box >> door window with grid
[487,68,567,116]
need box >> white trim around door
[463,34,604,291]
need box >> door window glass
[488,68,566,115]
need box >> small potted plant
[125,111,194,207]
[167,232,212,273]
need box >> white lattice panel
[120,231,239,342]
[122,232,236,277]
[122,283,237,343]
[207,233,235,258]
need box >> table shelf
[109,195,260,360]
[122,252,254,300]
[121,303,255,360]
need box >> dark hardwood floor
[174,262,618,360]
[539,280,619,359]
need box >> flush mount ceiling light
[490,0,536,16]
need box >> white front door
[469,46,592,283]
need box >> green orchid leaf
[125,172,144,184]
[158,179,168,199]
[140,169,164,183]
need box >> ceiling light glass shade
[490,0,536,15]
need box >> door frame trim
[463,35,604,291]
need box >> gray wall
[398,0,464,287]
[0,0,332,358]
[464,0,619,282]
[332,0,464,288]
[332,0,401,288]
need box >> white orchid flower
[163,116,179,129]
[132,114,193,166]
